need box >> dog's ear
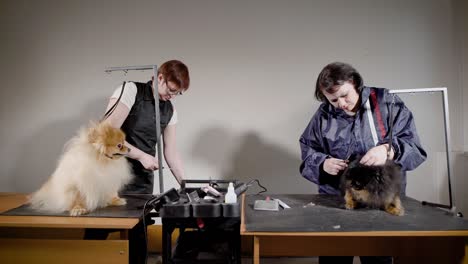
[374,168,383,183]
[87,122,107,154]
[88,121,111,142]
[88,126,98,144]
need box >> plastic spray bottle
[224,182,237,203]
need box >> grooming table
[241,194,468,264]
[0,193,151,264]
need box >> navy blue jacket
[299,87,427,195]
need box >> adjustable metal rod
[153,65,164,193]
[105,65,155,73]
[388,87,447,94]
[389,87,454,210]
[105,64,165,193]
[440,87,453,208]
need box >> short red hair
[158,60,190,91]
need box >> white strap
[365,99,378,146]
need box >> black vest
[120,81,174,194]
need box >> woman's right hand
[323,158,348,175]
[138,153,159,171]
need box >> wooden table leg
[464,239,468,264]
[161,222,172,264]
[253,235,260,264]
[119,230,128,240]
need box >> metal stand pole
[105,64,165,193]
[153,65,164,193]
[389,87,462,217]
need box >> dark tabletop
[1,194,153,218]
[243,194,468,232]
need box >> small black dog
[340,157,404,216]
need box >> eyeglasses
[165,81,183,96]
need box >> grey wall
[1,0,467,214]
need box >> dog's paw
[344,190,356,210]
[386,196,404,216]
[386,205,404,216]
[345,202,356,210]
[109,197,127,206]
[70,205,88,216]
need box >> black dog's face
[347,166,381,190]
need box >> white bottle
[224,182,237,203]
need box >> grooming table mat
[244,194,468,232]
[1,194,153,218]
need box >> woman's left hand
[360,145,388,166]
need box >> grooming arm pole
[389,88,455,212]
[105,65,156,72]
[153,65,164,193]
[105,64,165,193]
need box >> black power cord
[140,188,180,264]
[235,179,267,195]
[142,196,156,264]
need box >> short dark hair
[314,62,363,102]
[158,60,190,91]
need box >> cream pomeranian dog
[29,121,132,216]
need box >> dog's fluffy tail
[29,180,71,213]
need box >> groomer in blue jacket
[299,62,427,264]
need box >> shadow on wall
[12,98,107,193]
[191,127,315,194]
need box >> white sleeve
[168,107,178,125]
[110,82,137,110]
